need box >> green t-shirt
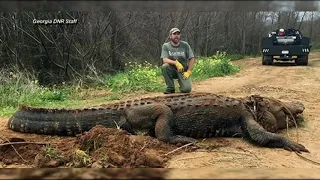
[160,41,195,70]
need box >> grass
[71,149,92,167]
[307,43,320,52]
[225,54,245,61]
[104,61,165,93]
[0,51,241,117]
[44,145,63,159]
[192,51,240,81]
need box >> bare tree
[0,11,319,86]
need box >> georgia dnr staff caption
[33,19,78,25]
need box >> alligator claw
[168,135,198,145]
[284,142,309,153]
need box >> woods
[1,11,319,86]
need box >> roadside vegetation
[311,45,320,52]
[0,51,241,116]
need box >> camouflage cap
[170,28,180,34]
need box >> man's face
[170,32,181,44]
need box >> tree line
[0,12,319,86]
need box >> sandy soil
[1,52,320,178]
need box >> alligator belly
[172,113,243,138]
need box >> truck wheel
[262,55,273,65]
[295,56,308,66]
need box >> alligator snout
[284,101,305,127]
[284,101,305,115]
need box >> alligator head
[243,95,305,133]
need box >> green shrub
[311,44,320,52]
[0,52,241,117]
[0,69,73,115]
[105,61,164,93]
[104,52,239,92]
[192,51,240,80]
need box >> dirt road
[1,52,320,178]
[166,52,320,178]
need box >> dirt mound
[0,138,44,166]
[0,137,71,168]
[0,124,237,168]
[0,125,190,168]
[75,125,178,168]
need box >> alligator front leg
[125,104,197,144]
[241,113,309,153]
[154,111,198,144]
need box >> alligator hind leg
[241,112,309,153]
[125,103,197,144]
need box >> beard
[171,37,180,45]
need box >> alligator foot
[168,135,198,145]
[283,141,309,153]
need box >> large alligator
[7,92,309,153]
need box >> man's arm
[187,57,196,71]
[161,44,176,65]
[186,42,196,72]
[163,58,177,65]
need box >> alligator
[7,92,309,153]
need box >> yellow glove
[175,60,184,72]
[183,70,192,80]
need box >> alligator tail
[7,104,125,136]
